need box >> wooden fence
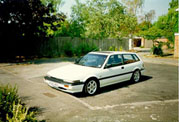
[39,37,129,56]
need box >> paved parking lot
[0,59,178,122]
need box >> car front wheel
[131,70,141,83]
[84,79,98,95]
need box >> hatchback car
[44,51,145,95]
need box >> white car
[44,51,145,95]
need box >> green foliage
[119,46,123,51]
[0,85,39,122]
[63,41,98,57]
[75,42,98,57]
[165,42,173,49]
[152,0,178,42]
[122,0,145,15]
[108,46,123,51]
[151,42,163,56]
[139,26,163,41]
[0,85,19,121]
[41,0,64,11]
[137,21,152,32]
[6,102,36,122]
[0,0,65,58]
[115,47,118,51]
[120,15,138,38]
[137,0,178,44]
[109,46,115,51]
[71,0,133,39]
[63,42,74,57]
[54,20,84,38]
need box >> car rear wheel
[84,79,98,95]
[131,70,141,83]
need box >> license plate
[49,82,59,87]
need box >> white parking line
[0,67,44,84]
[1,67,178,111]
[120,99,179,106]
[68,95,95,110]
[67,98,179,110]
[90,99,179,110]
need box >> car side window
[123,54,136,64]
[106,54,123,68]
[132,54,140,61]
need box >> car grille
[44,76,65,84]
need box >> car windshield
[76,54,107,68]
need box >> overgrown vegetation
[71,0,139,39]
[0,0,65,59]
[138,0,178,45]
[151,42,163,56]
[0,0,177,60]
[0,85,41,122]
[63,42,98,57]
[109,46,123,51]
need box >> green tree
[122,0,145,15]
[154,0,178,42]
[139,26,163,45]
[54,20,85,38]
[0,0,64,59]
[137,21,152,31]
[120,14,138,38]
[41,0,64,12]
[71,0,142,39]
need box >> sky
[59,0,171,22]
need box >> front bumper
[44,77,84,93]
[140,68,145,75]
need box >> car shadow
[72,75,153,98]
[28,57,76,64]
[0,57,76,65]
[20,96,46,121]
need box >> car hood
[47,63,100,82]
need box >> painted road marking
[85,99,179,110]
[1,67,178,111]
[0,67,33,83]
[0,67,44,85]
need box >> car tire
[131,70,141,83]
[84,79,99,96]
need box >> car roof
[89,51,136,55]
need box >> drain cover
[43,92,56,98]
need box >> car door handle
[121,66,124,69]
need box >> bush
[151,42,163,56]
[63,42,74,57]
[0,85,39,122]
[75,42,98,56]
[119,46,123,51]
[0,85,19,121]
[6,101,36,122]
[108,46,123,51]
[109,46,116,51]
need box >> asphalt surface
[0,59,178,122]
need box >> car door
[98,54,127,87]
[121,54,138,81]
